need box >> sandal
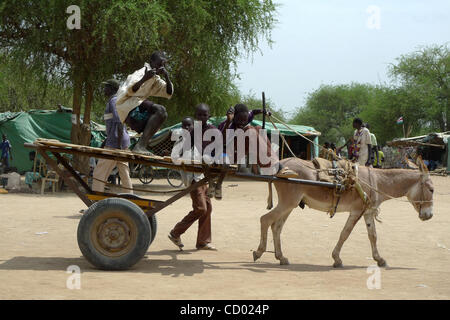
[214,187,222,200]
[197,243,217,251]
[168,233,184,249]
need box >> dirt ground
[0,176,449,300]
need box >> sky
[236,0,450,118]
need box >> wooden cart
[25,139,341,270]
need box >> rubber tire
[148,214,157,244]
[77,198,151,270]
[138,166,154,184]
[167,169,183,188]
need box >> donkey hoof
[279,257,290,265]
[333,261,343,268]
[377,259,387,267]
[253,251,261,262]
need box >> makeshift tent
[387,131,450,173]
[0,109,108,173]
[147,117,321,159]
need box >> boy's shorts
[129,107,150,122]
[125,101,154,133]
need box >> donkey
[253,157,434,267]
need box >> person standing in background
[92,79,133,193]
[352,118,372,166]
[364,123,378,167]
[1,134,13,171]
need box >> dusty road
[0,176,449,299]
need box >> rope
[269,113,337,159]
[266,115,297,159]
[357,176,433,204]
[90,176,187,194]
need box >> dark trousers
[171,184,212,248]
[1,155,10,169]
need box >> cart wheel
[138,166,154,184]
[148,214,157,244]
[167,169,183,188]
[77,198,151,270]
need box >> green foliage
[157,0,278,123]
[0,0,170,81]
[359,85,431,144]
[291,83,374,145]
[0,0,277,129]
[389,44,450,132]
[0,54,73,113]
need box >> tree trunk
[406,124,413,138]
[77,81,94,175]
[70,72,91,174]
[71,70,82,143]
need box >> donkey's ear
[416,155,429,173]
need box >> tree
[389,44,450,132]
[359,86,431,144]
[0,54,73,113]
[0,0,171,171]
[157,0,278,122]
[291,83,374,145]
[0,0,277,171]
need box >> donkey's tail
[267,181,273,210]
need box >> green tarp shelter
[0,109,106,173]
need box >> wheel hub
[97,218,131,252]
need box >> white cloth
[89,157,96,169]
[92,147,133,193]
[353,127,372,165]
[172,133,204,186]
[116,63,173,122]
[370,133,378,147]
[5,172,20,190]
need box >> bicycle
[166,169,183,188]
[131,163,183,187]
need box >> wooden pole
[262,91,266,129]
[37,149,93,207]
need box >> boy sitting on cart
[214,104,299,190]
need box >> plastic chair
[41,170,59,194]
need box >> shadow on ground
[53,214,82,220]
[0,250,415,277]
